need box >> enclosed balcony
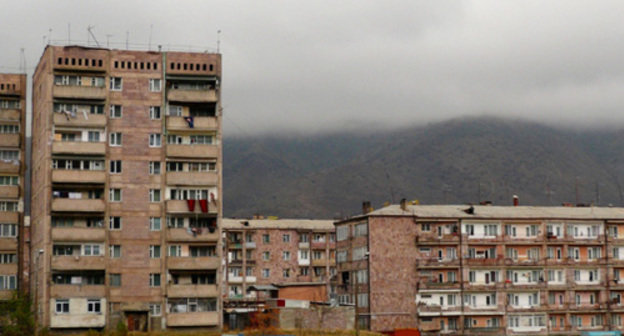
[52,170,106,184]
[0,185,19,198]
[53,113,106,128]
[0,109,21,121]
[166,171,218,186]
[166,256,220,270]
[0,134,20,147]
[52,141,106,155]
[166,144,218,159]
[53,85,106,100]
[51,227,105,242]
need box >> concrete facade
[31,45,222,331]
[0,73,26,301]
[335,203,624,335]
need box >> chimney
[400,198,407,211]
[513,195,519,206]
[362,201,371,214]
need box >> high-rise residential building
[335,202,624,335]
[31,45,222,331]
[0,73,26,300]
[222,218,336,328]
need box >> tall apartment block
[335,202,624,335]
[222,219,336,326]
[0,74,26,300]
[31,45,222,331]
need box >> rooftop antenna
[47,28,52,45]
[87,25,100,47]
[148,24,153,51]
[106,34,113,48]
[217,30,221,53]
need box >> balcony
[50,284,106,298]
[166,144,218,159]
[0,185,18,198]
[166,171,218,186]
[0,290,14,300]
[167,284,218,298]
[52,170,106,184]
[166,256,220,270]
[416,233,460,244]
[51,255,106,270]
[0,160,19,174]
[0,109,20,121]
[245,241,256,249]
[420,281,461,290]
[53,113,106,128]
[166,227,219,242]
[166,200,218,215]
[167,89,217,103]
[166,116,218,131]
[0,212,18,223]
[166,311,218,327]
[299,242,310,249]
[0,264,17,274]
[52,141,106,155]
[311,241,327,249]
[52,85,107,100]
[51,199,105,212]
[0,134,20,147]
[464,327,505,335]
[51,227,105,242]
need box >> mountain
[223,117,624,218]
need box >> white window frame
[109,105,122,118]
[109,132,122,146]
[109,188,122,202]
[110,77,122,91]
[149,79,162,92]
[150,217,161,231]
[149,133,161,147]
[149,106,161,120]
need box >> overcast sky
[2,1,624,135]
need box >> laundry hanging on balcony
[183,116,194,128]
[187,199,196,211]
[199,199,208,213]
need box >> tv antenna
[87,25,100,47]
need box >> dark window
[57,57,62,64]
[202,64,207,71]
[183,63,187,70]
[209,64,214,71]
[71,58,76,65]
[114,61,119,68]
[98,59,103,67]
[154,62,158,70]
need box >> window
[150,304,161,316]
[83,244,101,256]
[149,79,162,92]
[55,299,69,314]
[263,269,270,278]
[149,189,161,202]
[109,188,122,202]
[109,132,122,146]
[262,251,270,260]
[0,201,18,212]
[262,234,270,244]
[0,253,16,264]
[283,251,290,260]
[110,105,122,118]
[109,245,121,258]
[150,245,161,258]
[422,223,431,232]
[0,224,17,237]
[88,131,100,142]
[149,133,161,147]
[300,250,309,260]
[357,293,369,307]
[353,247,367,261]
[0,125,18,134]
[110,77,122,91]
[109,160,122,174]
[0,275,16,290]
[283,234,290,243]
[109,216,122,230]
[169,245,182,257]
[87,299,102,313]
[150,217,161,231]
[283,269,290,278]
[149,161,161,175]
[150,273,161,287]
[149,106,161,120]
[0,176,18,186]
[354,223,368,236]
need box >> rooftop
[223,218,335,230]
[348,204,624,221]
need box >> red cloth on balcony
[199,199,208,213]
[187,199,195,211]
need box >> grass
[68,329,383,336]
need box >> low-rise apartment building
[31,45,222,331]
[335,202,624,335]
[0,73,26,301]
[222,218,336,328]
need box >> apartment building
[31,45,222,331]
[222,219,336,327]
[0,74,26,301]
[335,202,624,335]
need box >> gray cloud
[2,0,624,135]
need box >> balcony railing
[0,134,20,147]
[51,198,106,212]
[52,169,106,184]
[51,255,106,270]
[166,311,218,327]
[51,227,105,242]
[166,115,218,131]
[53,112,106,127]
[166,144,218,159]
[52,85,107,100]
[167,227,219,242]
[52,141,106,155]
[167,284,218,298]
[166,171,218,186]
[166,256,220,270]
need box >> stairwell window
[109,245,121,258]
[149,189,161,202]
[149,79,162,92]
[109,217,122,230]
[150,217,161,231]
[109,133,122,146]
[0,224,17,237]
[55,299,69,314]
[149,106,161,120]
[149,273,161,287]
[110,105,122,118]
[149,134,161,147]
[109,188,122,202]
[110,77,122,91]
[150,245,161,258]
[149,161,161,175]
[109,160,122,174]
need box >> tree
[0,292,35,336]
